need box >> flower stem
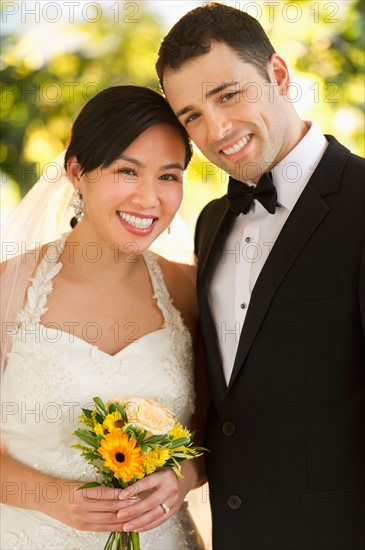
[130,531,140,550]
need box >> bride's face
[73,123,186,254]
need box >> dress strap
[17,236,67,326]
[143,251,177,326]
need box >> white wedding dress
[1,236,201,549]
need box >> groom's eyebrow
[176,81,239,118]
[176,105,194,118]
[205,81,239,99]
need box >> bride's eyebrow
[113,158,184,171]
[160,163,184,171]
[116,155,144,168]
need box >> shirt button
[222,421,235,436]
[240,303,246,309]
[228,495,242,510]
[245,236,251,243]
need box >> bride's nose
[131,178,160,209]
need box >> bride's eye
[118,168,137,176]
[160,174,179,182]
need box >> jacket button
[222,421,235,436]
[228,495,242,510]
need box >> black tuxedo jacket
[195,137,365,550]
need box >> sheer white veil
[0,152,74,373]
[0,152,194,374]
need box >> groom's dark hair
[156,2,275,86]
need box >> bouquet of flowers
[72,396,203,550]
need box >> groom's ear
[67,156,82,187]
[268,53,291,97]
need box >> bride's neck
[59,228,144,284]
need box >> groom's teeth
[117,211,154,229]
[223,134,252,155]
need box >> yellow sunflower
[170,422,192,441]
[143,448,171,475]
[103,411,125,433]
[94,423,105,436]
[98,432,145,482]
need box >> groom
[156,3,365,549]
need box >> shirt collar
[272,121,329,211]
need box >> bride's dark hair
[64,85,192,174]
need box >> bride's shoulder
[154,254,198,333]
[155,253,196,291]
[0,241,59,276]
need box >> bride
[0,85,206,549]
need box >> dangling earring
[167,225,171,235]
[71,189,84,226]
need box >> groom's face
[163,41,290,182]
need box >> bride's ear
[67,156,82,189]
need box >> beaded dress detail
[1,236,199,549]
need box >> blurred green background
[1,0,364,234]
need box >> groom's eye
[185,113,200,125]
[221,91,239,103]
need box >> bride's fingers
[84,512,126,526]
[117,495,174,520]
[123,503,174,533]
[117,486,177,522]
[102,498,140,514]
[118,479,145,499]
[118,469,177,501]
[67,511,126,532]
[82,521,126,532]
[116,470,182,529]
[72,498,139,518]
[80,486,122,500]
[117,489,180,530]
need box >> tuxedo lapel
[198,203,234,289]
[226,136,350,394]
[226,185,328,392]
[197,201,235,402]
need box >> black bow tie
[228,172,277,216]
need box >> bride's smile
[68,123,186,255]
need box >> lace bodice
[1,236,199,549]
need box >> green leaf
[136,429,147,445]
[77,482,101,490]
[91,458,111,472]
[74,428,100,448]
[142,434,170,446]
[81,408,93,419]
[169,437,190,449]
[93,396,107,417]
[108,403,127,421]
[95,413,104,425]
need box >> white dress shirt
[208,121,329,385]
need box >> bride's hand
[0,452,135,532]
[50,483,137,532]
[116,462,196,533]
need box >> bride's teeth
[223,134,252,155]
[118,212,154,229]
